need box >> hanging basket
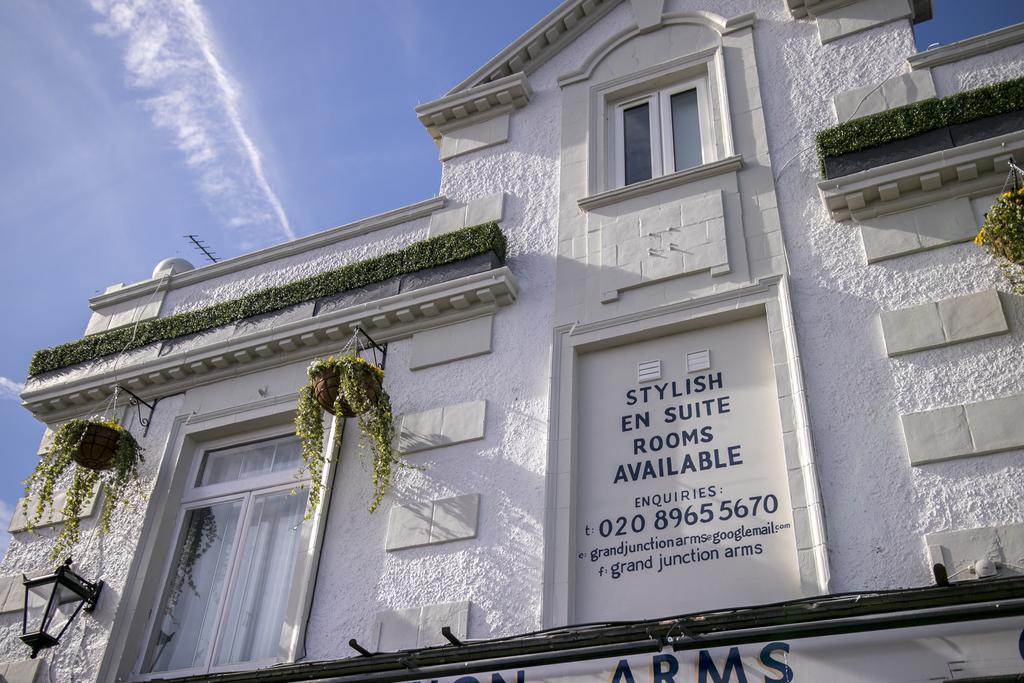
[311,366,381,417]
[71,423,121,471]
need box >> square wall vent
[686,350,711,373]
[637,359,662,383]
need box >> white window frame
[611,77,716,188]
[133,431,311,681]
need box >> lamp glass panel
[24,581,53,634]
[142,499,242,673]
[47,581,85,638]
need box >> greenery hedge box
[30,223,507,377]
[817,76,1024,179]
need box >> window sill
[578,155,743,212]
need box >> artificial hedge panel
[816,76,1024,177]
[29,222,508,376]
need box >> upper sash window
[613,78,715,187]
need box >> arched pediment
[559,10,754,87]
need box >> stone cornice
[908,21,1024,70]
[415,74,532,141]
[785,0,931,21]
[23,267,518,422]
[90,196,446,311]
[446,0,623,95]
[578,155,743,211]
[817,130,1024,222]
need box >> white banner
[399,618,1024,683]
[574,316,801,621]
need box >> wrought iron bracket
[353,326,388,370]
[116,385,160,438]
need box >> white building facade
[3,1,1024,681]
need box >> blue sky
[0,0,1022,551]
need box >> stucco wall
[0,394,186,681]
[303,0,597,654]
[929,42,1024,96]
[753,8,1024,591]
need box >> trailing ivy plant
[30,223,507,376]
[163,507,219,611]
[22,418,144,559]
[975,185,1024,294]
[295,355,407,514]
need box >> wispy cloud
[0,377,24,401]
[90,0,295,248]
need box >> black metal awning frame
[149,576,1024,683]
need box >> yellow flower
[974,228,986,246]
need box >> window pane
[623,103,652,185]
[197,435,302,487]
[143,500,242,673]
[670,90,703,171]
[214,488,309,665]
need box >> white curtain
[215,488,307,664]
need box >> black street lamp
[20,558,103,659]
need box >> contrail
[91,0,295,247]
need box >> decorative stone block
[372,606,420,651]
[428,205,468,236]
[464,193,505,228]
[371,601,470,651]
[926,523,1024,579]
[880,302,944,355]
[0,658,49,683]
[881,290,1007,356]
[398,400,486,454]
[903,394,1024,465]
[937,290,1008,344]
[386,494,480,551]
[639,208,680,237]
[417,601,470,648]
[440,400,486,445]
[409,315,493,370]
[858,197,976,263]
[859,220,920,263]
[384,501,432,551]
[85,294,164,336]
[833,71,936,122]
[397,407,444,453]
[901,405,973,466]
[816,0,912,44]
[429,494,480,544]
[9,485,100,533]
[439,113,511,161]
[964,395,1024,454]
[429,193,505,235]
[0,575,23,614]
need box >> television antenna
[184,234,219,263]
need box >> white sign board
[396,618,1024,683]
[574,316,801,621]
